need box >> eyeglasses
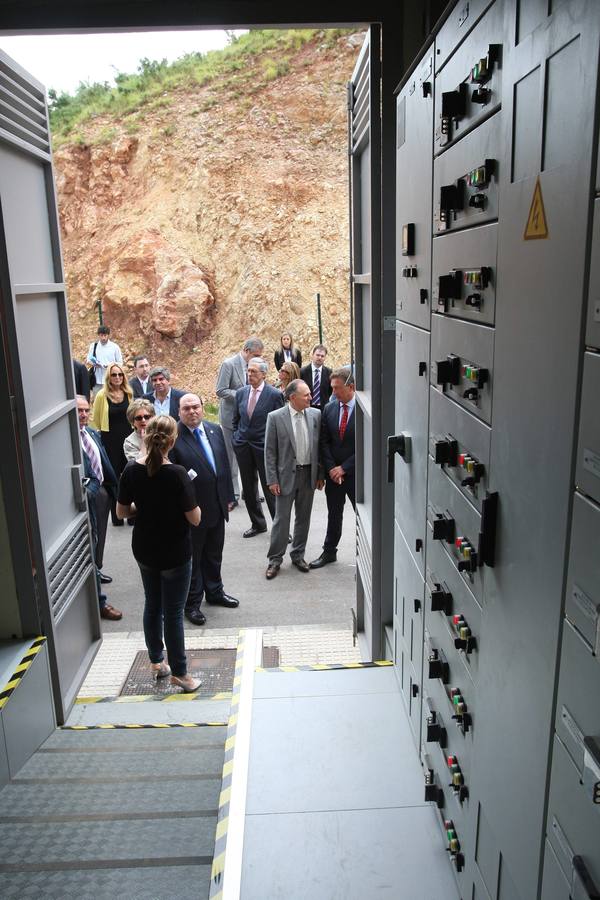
[134,414,152,421]
[110,373,124,378]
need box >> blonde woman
[116,416,201,693]
[123,399,155,461]
[91,363,133,525]
[277,360,301,394]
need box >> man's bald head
[179,393,204,429]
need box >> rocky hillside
[54,29,364,398]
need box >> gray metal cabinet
[394,321,431,575]
[396,50,434,331]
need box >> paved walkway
[83,490,360,696]
[99,487,356,632]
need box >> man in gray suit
[264,380,324,579]
[216,336,264,503]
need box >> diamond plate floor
[0,714,227,898]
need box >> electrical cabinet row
[390,2,600,898]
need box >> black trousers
[91,485,111,570]
[234,442,276,528]
[186,518,226,610]
[323,473,356,552]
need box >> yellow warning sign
[524,177,549,240]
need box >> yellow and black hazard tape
[209,630,246,900]
[61,721,227,730]
[255,660,393,673]
[75,691,232,705]
[0,637,46,711]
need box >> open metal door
[0,49,100,724]
[348,28,381,654]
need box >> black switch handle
[387,433,409,481]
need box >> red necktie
[339,404,349,440]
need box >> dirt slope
[56,31,363,397]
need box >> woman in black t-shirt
[117,415,201,693]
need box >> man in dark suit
[232,357,284,537]
[309,367,356,569]
[170,393,239,627]
[129,355,151,398]
[76,394,122,620]
[144,366,186,421]
[73,358,90,400]
[300,344,332,411]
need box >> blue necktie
[194,427,216,473]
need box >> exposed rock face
[57,32,361,397]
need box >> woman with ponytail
[116,415,201,692]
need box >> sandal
[170,674,201,693]
[151,661,171,678]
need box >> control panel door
[0,49,100,724]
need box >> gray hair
[243,337,264,354]
[284,379,303,402]
[149,366,171,382]
[248,357,268,375]
[330,366,354,386]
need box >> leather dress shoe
[309,552,337,569]
[100,604,122,620]
[99,571,113,584]
[243,526,267,538]
[266,564,280,580]
[292,558,310,573]
[206,594,239,608]
[185,606,206,626]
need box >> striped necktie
[312,368,321,407]
[80,429,103,482]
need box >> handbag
[87,341,98,390]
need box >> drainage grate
[121,646,280,696]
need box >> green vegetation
[49,28,352,145]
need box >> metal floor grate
[120,646,279,697]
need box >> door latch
[387,433,412,480]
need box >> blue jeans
[138,559,192,677]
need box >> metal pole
[316,292,323,344]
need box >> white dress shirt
[289,406,310,465]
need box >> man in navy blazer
[144,366,186,421]
[76,394,122,620]
[232,357,284,537]
[170,394,239,626]
[309,367,356,569]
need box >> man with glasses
[170,393,239,626]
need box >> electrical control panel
[393,322,431,575]
[396,51,435,330]
[433,114,500,233]
[434,1,505,154]
[575,352,600,507]
[429,387,491,511]
[586,198,600,350]
[431,314,494,424]
[432,224,498,325]
[391,2,599,897]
